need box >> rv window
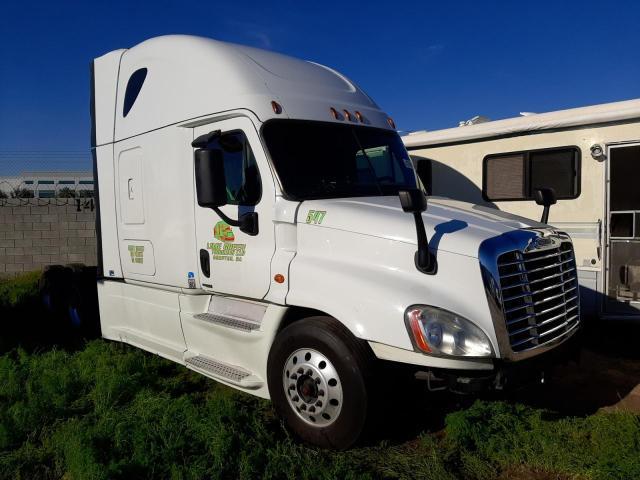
[483,147,580,201]
[485,154,526,200]
[202,131,261,206]
[123,68,148,117]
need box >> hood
[298,196,548,258]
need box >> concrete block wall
[0,201,97,278]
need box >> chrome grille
[497,241,580,352]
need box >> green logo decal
[207,221,246,262]
[213,221,235,242]
[128,245,145,264]
[306,210,326,225]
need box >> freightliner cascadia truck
[87,35,581,448]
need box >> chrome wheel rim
[282,348,343,427]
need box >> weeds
[0,272,638,479]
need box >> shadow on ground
[508,320,640,416]
[372,320,640,445]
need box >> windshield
[262,120,418,200]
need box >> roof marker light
[343,110,352,121]
[387,117,397,129]
[355,111,364,123]
[271,101,283,114]
[329,107,340,120]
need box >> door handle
[200,249,210,278]
[127,178,135,200]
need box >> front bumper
[415,328,582,394]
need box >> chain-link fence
[0,151,94,202]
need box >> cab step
[184,354,263,390]
[193,312,261,332]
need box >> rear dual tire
[267,316,374,449]
[40,264,99,335]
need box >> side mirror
[415,159,432,195]
[195,149,227,208]
[193,147,259,236]
[534,187,557,224]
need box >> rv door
[605,143,640,316]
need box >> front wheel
[267,316,374,449]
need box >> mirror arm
[412,212,436,275]
[192,130,221,148]
[540,205,550,224]
[213,207,259,236]
[213,207,240,227]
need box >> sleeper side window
[123,68,148,117]
[205,131,261,206]
[483,147,580,201]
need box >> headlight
[404,305,494,357]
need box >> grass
[0,272,639,479]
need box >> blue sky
[1,0,639,172]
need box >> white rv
[403,100,640,320]
[89,35,581,448]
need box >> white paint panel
[113,127,198,287]
[118,148,145,224]
[95,143,122,278]
[98,280,186,363]
[93,49,125,146]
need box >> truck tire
[39,265,72,318]
[66,264,99,336]
[267,316,374,449]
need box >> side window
[123,68,147,117]
[483,147,580,201]
[206,131,261,206]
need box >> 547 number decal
[306,210,326,225]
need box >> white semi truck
[88,35,581,448]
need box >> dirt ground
[511,320,640,416]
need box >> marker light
[404,306,493,357]
[343,110,352,121]
[406,308,431,352]
[274,274,285,284]
[387,117,397,129]
[271,101,283,114]
[355,111,364,123]
[329,107,340,120]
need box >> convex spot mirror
[534,187,557,207]
[399,189,427,213]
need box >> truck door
[193,117,276,299]
[605,143,640,316]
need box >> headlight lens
[405,306,494,357]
